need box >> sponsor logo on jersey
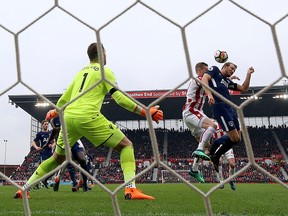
[221,79,229,88]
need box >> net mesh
[0,1,287,215]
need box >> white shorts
[222,148,235,160]
[183,110,207,141]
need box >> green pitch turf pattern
[0,183,287,216]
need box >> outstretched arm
[236,67,255,92]
[111,89,163,123]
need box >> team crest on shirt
[228,121,234,127]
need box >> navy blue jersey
[34,130,53,160]
[34,131,51,148]
[206,66,240,132]
[206,66,237,103]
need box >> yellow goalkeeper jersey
[56,63,116,118]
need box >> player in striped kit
[182,62,217,183]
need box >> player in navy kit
[78,151,95,188]
[31,120,55,188]
[209,119,237,190]
[31,120,55,162]
[201,62,254,172]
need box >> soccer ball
[214,50,228,63]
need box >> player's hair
[195,62,208,74]
[222,62,237,70]
[41,120,49,125]
[87,42,104,61]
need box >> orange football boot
[14,189,30,199]
[124,188,155,200]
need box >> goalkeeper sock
[25,156,59,187]
[120,146,136,189]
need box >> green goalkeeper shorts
[55,113,125,156]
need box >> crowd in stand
[10,150,41,181]
[9,126,288,184]
[274,127,288,155]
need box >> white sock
[198,127,216,149]
[229,167,235,180]
[125,182,136,189]
[218,165,223,181]
[192,157,200,172]
[216,172,221,182]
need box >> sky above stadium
[0,0,287,165]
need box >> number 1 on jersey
[79,73,88,92]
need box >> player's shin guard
[210,134,231,155]
[214,140,237,160]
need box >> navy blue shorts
[212,102,240,132]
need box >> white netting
[0,1,287,215]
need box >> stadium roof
[8,86,288,122]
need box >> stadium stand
[8,127,288,184]
[5,88,288,184]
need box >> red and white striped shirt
[182,77,206,117]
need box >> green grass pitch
[0,183,287,216]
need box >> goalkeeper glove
[140,105,164,123]
[45,109,58,121]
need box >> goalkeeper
[14,42,163,200]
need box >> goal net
[1,1,287,216]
